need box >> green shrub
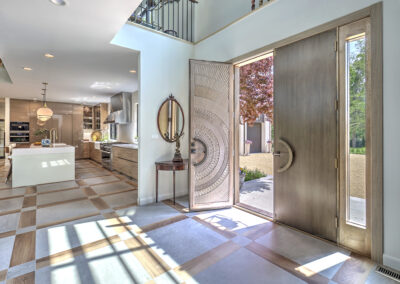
[350,147,366,155]
[242,168,266,182]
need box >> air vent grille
[376,266,400,282]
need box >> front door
[189,60,234,211]
[274,29,338,242]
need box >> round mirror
[157,95,184,142]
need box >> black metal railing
[129,0,198,42]
[251,0,270,10]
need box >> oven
[100,142,113,170]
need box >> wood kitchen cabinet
[112,146,138,180]
[89,142,102,163]
[82,142,90,159]
[10,99,30,122]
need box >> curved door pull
[275,139,294,173]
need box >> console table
[155,159,188,204]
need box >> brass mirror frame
[157,94,185,143]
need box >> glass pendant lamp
[37,82,53,122]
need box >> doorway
[189,5,382,262]
[236,53,275,217]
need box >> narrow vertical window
[346,34,366,227]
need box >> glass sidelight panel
[345,34,366,227]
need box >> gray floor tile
[116,202,181,228]
[189,248,305,284]
[0,197,23,214]
[0,212,19,233]
[36,241,152,284]
[255,225,350,279]
[195,207,269,235]
[6,260,35,280]
[142,218,228,268]
[0,236,15,270]
[36,199,99,227]
[36,215,116,259]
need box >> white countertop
[112,144,138,150]
[12,145,75,156]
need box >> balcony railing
[129,0,198,42]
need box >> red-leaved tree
[240,56,273,126]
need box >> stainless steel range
[100,142,116,170]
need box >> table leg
[173,170,176,205]
[156,167,158,203]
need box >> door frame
[232,3,382,262]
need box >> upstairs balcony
[129,0,197,42]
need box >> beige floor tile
[10,231,35,267]
[18,211,36,229]
[22,196,36,208]
[81,175,120,186]
[6,271,35,284]
[102,191,138,209]
[91,181,134,196]
[0,188,26,199]
[37,189,86,206]
[36,180,78,193]
[0,198,23,214]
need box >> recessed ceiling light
[129,70,136,74]
[23,67,32,71]
[49,0,67,6]
[44,53,55,58]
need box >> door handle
[275,139,294,173]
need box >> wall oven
[100,142,114,170]
[10,122,30,144]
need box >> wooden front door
[273,29,338,242]
[189,60,234,211]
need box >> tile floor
[0,159,396,284]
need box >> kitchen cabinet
[82,142,90,159]
[83,103,108,131]
[10,99,29,122]
[89,142,102,163]
[112,146,138,180]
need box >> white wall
[194,0,400,271]
[194,0,250,42]
[112,23,194,204]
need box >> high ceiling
[0,0,141,104]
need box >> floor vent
[376,266,400,282]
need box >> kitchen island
[12,144,75,188]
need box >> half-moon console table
[155,159,188,204]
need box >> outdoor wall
[194,0,400,271]
[112,24,194,205]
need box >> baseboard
[383,254,400,271]
[139,192,187,206]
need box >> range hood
[104,92,132,124]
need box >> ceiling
[0,0,141,104]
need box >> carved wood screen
[189,60,234,211]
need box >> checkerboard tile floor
[0,159,395,283]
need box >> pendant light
[37,82,53,122]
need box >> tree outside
[348,38,366,154]
[239,56,274,126]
